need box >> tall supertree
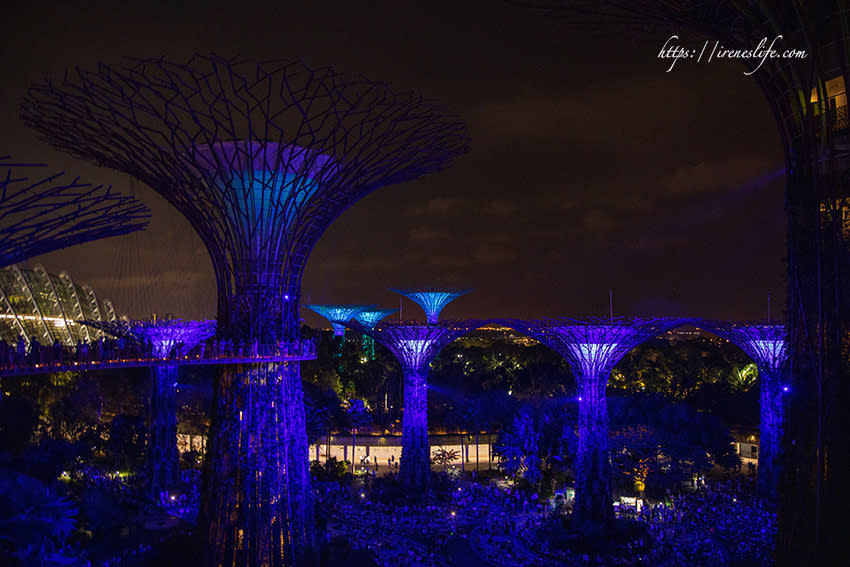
[1,156,149,267]
[512,4,850,560]
[22,55,469,567]
[346,319,479,490]
[352,308,397,359]
[390,288,470,324]
[304,304,372,337]
[702,322,789,504]
[86,318,216,499]
[508,317,683,526]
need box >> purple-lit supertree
[304,304,372,337]
[353,308,397,359]
[84,318,216,499]
[511,3,850,560]
[346,320,479,490]
[22,55,468,567]
[1,156,149,267]
[390,288,470,324]
[508,317,683,526]
[703,322,788,504]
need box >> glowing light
[398,338,432,369]
[224,169,320,229]
[750,339,787,364]
[305,304,373,336]
[353,308,397,329]
[390,289,470,324]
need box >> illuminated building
[0,263,122,347]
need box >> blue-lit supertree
[703,322,788,504]
[304,304,372,337]
[1,156,149,267]
[353,308,397,360]
[346,319,478,490]
[510,317,682,526]
[22,54,468,567]
[390,288,470,324]
[89,318,215,499]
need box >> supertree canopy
[353,308,397,359]
[390,288,471,324]
[508,317,683,526]
[22,54,469,567]
[86,318,216,499]
[347,319,480,490]
[701,322,789,504]
[304,304,373,337]
[0,156,149,267]
[512,3,850,562]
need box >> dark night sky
[0,0,786,326]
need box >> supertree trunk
[201,278,314,567]
[203,362,313,567]
[148,365,179,500]
[574,374,612,526]
[758,369,785,505]
[399,368,430,491]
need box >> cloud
[581,209,617,234]
[409,226,451,241]
[407,196,466,216]
[472,242,517,265]
[483,200,517,216]
[666,156,772,195]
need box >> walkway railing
[0,337,318,377]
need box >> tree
[0,468,78,566]
[608,394,740,496]
[0,396,37,455]
[107,415,145,470]
[431,447,459,471]
[494,398,575,493]
[729,363,759,392]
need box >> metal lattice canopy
[22,55,470,341]
[390,287,471,324]
[700,321,788,372]
[304,303,374,336]
[0,156,150,267]
[82,318,216,357]
[346,319,481,372]
[506,316,686,377]
[353,307,398,328]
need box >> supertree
[304,304,372,337]
[390,288,470,324]
[510,3,850,561]
[346,319,480,490]
[352,307,397,359]
[1,156,149,267]
[702,322,789,504]
[86,318,216,499]
[507,317,683,526]
[22,55,469,567]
